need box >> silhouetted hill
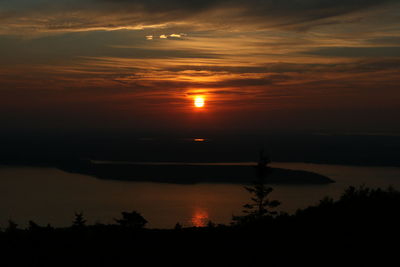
[1,186,398,266]
[1,132,399,167]
[59,160,334,184]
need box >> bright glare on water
[0,163,399,228]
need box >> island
[59,160,334,184]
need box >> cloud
[305,46,400,58]
[1,1,400,131]
[0,0,399,34]
[366,36,400,46]
[169,33,183,38]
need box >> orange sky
[1,0,400,134]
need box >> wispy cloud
[1,0,399,34]
[1,0,400,132]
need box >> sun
[194,96,205,108]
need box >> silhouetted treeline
[1,186,399,266]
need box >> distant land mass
[59,160,334,184]
[0,133,399,167]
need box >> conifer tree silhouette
[72,212,87,228]
[6,220,18,233]
[232,149,280,224]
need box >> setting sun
[194,96,205,108]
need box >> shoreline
[59,160,335,185]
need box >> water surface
[0,163,399,228]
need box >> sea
[1,162,399,229]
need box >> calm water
[0,162,399,229]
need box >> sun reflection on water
[191,209,209,227]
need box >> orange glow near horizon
[194,96,205,108]
[191,209,209,227]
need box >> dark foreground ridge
[1,186,398,266]
[59,160,334,184]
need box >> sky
[1,0,400,135]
